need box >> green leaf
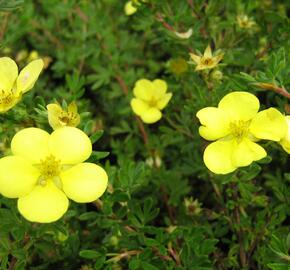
[267,263,289,270]
[14,260,26,270]
[239,163,261,181]
[79,250,101,259]
[90,151,110,160]
[94,256,106,270]
[0,0,23,11]
[90,130,104,144]
[142,262,159,270]
[78,212,98,221]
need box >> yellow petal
[27,50,39,62]
[0,156,38,198]
[61,163,108,203]
[72,114,81,127]
[211,53,224,66]
[16,59,44,94]
[218,91,260,121]
[17,182,69,223]
[67,102,80,127]
[140,108,162,124]
[195,63,209,71]
[232,138,267,167]
[47,103,63,130]
[279,116,290,153]
[68,101,78,114]
[133,79,154,101]
[11,128,50,163]
[280,143,290,154]
[189,53,201,64]
[203,140,237,174]
[131,98,149,116]
[0,57,18,92]
[249,108,287,141]
[204,45,213,58]
[49,127,92,164]
[196,107,230,141]
[124,1,137,15]
[157,93,172,110]
[152,79,167,99]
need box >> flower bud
[210,70,223,81]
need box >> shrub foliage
[0,1,289,269]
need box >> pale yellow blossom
[189,45,224,71]
[47,102,80,130]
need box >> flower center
[148,98,158,107]
[201,57,213,66]
[241,21,248,27]
[38,155,61,185]
[230,120,250,142]
[58,111,78,126]
[0,90,14,106]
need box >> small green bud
[210,70,223,81]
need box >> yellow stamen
[148,98,158,107]
[38,155,61,180]
[230,120,250,142]
[201,58,214,66]
[58,111,78,126]
[0,90,14,106]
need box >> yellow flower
[124,0,146,16]
[196,92,287,174]
[124,1,138,15]
[0,127,108,223]
[130,79,172,124]
[168,58,188,76]
[237,15,256,29]
[189,45,224,71]
[279,116,290,153]
[0,57,43,113]
[27,50,39,62]
[47,101,80,130]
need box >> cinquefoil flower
[237,15,256,29]
[279,116,290,153]
[131,79,172,124]
[124,0,146,16]
[0,57,43,113]
[189,45,223,71]
[197,92,287,174]
[47,102,80,130]
[0,127,108,223]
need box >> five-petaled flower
[0,127,108,223]
[236,15,256,29]
[196,91,287,174]
[130,79,172,124]
[279,115,290,153]
[189,45,224,71]
[0,57,43,113]
[47,101,80,130]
